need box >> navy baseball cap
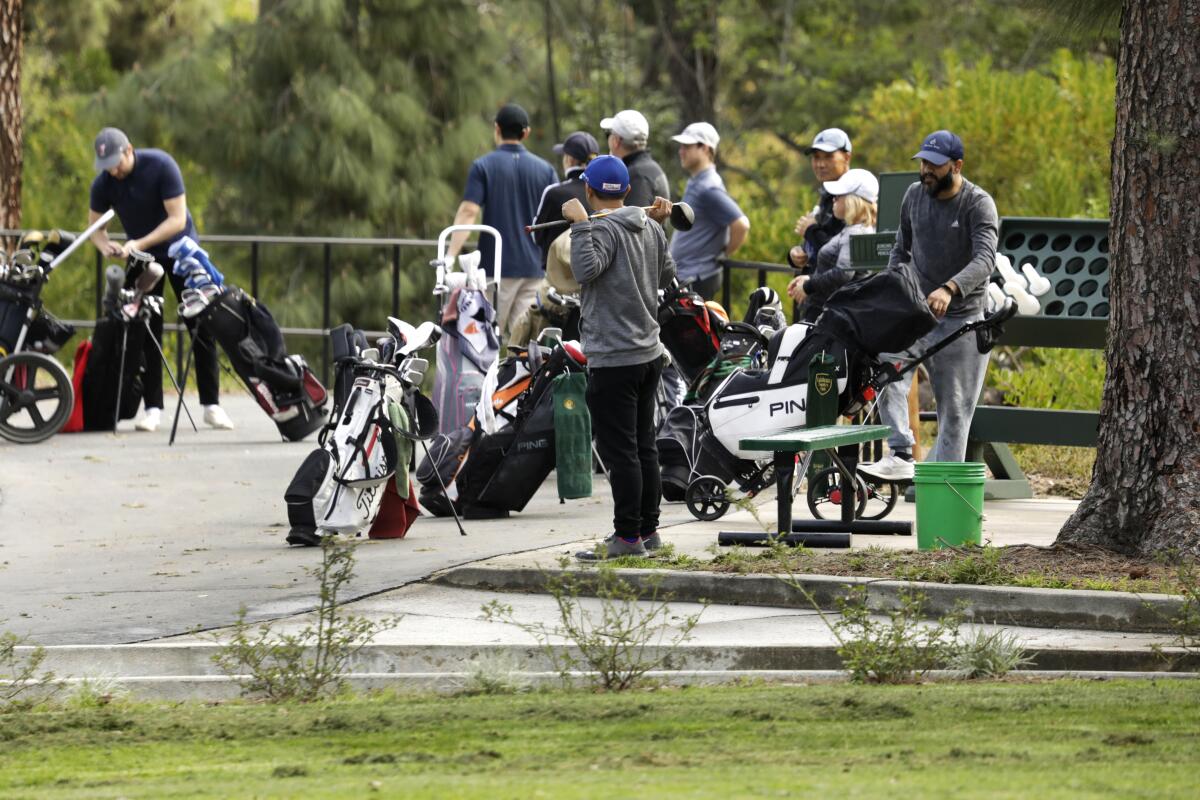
[582,155,630,197]
[913,130,964,166]
[494,103,531,130]
[553,131,600,162]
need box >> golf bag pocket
[416,425,474,513]
[285,448,336,536]
[0,288,30,355]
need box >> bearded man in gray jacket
[564,155,676,560]
[860,130,1000,482]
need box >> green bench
[717,424,912,549]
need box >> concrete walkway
[2,396,1079,646]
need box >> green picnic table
[718,423,913,548]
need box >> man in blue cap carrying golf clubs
[563,155,675,560]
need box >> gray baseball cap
[93,128,130,173]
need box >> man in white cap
[600,109,670,208]
[788,127,853,271]
[668,122,750,299]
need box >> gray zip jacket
[569,206,676,368]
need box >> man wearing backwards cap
[600,109,671,209]
[562,156,675,561]
[860,130,1000,482]
[530,130,600,268]
[668,122,750,300]
[87,127,232,433]
[788,127,854,271]
[447,103,558,335]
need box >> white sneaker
[203,405,235,430]
[134,407,162,432]
[859,453,915,482]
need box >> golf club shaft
[525,205,660,232]
[48,209,116,271]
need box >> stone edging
[431,565,1186,634]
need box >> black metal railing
[3,226,804,384]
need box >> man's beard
[922,170,954,196]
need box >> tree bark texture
[0,0,21,234]
[1056,0,1200,556]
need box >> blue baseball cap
[582,155,630,197]
[913,130,964,166]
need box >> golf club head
[376,336,397,364]
[670,202,696,231]
[359,347,380,363]
[134,261,164,296]
[401,356,429,387]
[397,320,441,356]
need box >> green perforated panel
[998,217,1110,320]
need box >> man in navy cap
[563,156,675,560]
[446,103,558,336]
[87,127,232,432]
[530,130,599,267]
[860,130,1000,482]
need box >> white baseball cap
[823,168,879,203]
[600,109,649,145]
[805,127,852,154]
[671,122,720,152]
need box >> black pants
[587,358,663,537]
[139,253,220,408]
[687,271,722,302]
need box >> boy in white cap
[669,122,750,300]
[600,109,670,208]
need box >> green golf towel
[551,373,592,500]
[386,396,413,498]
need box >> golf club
[524,201,695,233]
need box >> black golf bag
[79,313,147,430]
[416,342,586,518]
[193,287,328,441]
[0,230,77,357]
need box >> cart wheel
[0,352,74,444]
[685,476,730,521]
[857,476,900,520]
[806,467,868,520]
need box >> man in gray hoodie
[565,155,676,560]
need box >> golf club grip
[525,219,570,233]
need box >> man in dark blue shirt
[88,128,231,432]
[446,104,557,337]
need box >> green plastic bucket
[914,461,986,550]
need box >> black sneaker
[285,527,323,547]
[575,535,647,561]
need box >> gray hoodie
[569,206,676,368]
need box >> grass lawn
[1,681,1197,798]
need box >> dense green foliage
[0,682,1196,798]
[13,0,1116,429]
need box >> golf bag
[417,341,587,518]
[431,282,499,433]
[0,231,77,357]
[285,323,439,543]
[286,374,401,538]
[192,287,328,441]
[657,284,784,405]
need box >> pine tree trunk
[0,0,21,237]
[1056,0,1200,556]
